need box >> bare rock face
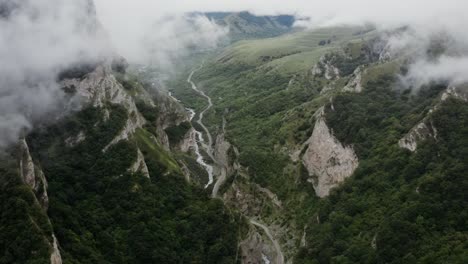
[311,63,322,76]
[19,139,36,188]
[19,139,49,209]
[177,128,197,153]
[301,108,359,198]
[212,130,239,197]
[441,85,468,102]
[61,64,146,151]
[214,132,232,170]
[18,139,63,264]
[312,55,340,80]
[50,235,62,264]
[129,148,150,178]
[324,64,340,80]
[343,66,364,93]
[399,85,467,152]
[398,121,437,152]
[155,126,171,151]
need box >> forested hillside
[1,1,467,263]
[168,26,468,263]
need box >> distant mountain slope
[204,11,295,41]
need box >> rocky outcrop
[129,148,150,178]
[177,128,197,153]
[61,65,146,152]
[65,131,86,147]
[301,107,359,197]
[441,85,468,102]
[104,115,145,152]
[19,139,37,189]
[19,139,49,209]
[155,126,171,151]
[212,115,241,197]
[214,132,233,171]
[311,63,323,76]
[18,139,63,264]
[343,66,364,93]
[312,55,340,80]
[211,131,235,197]
[399,85,467,152]
[324,64,340,80]
[398,121,437,152]
[50,235,62,264]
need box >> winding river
[171,66,286,263]
[186,66,217,188]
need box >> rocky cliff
[301,107,359,197]
[18,139,63,264]
[343,66,364,93]
[399,85,468,151]
[61,64,147,150]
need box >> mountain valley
[0,1,467,264]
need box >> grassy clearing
[218,26,376,71]
[135,128,181,174]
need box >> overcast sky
[94,0,468,62]
[95,0,467,27]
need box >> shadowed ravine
[185,66,286,263]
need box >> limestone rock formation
[129,148,150,178]
[312,55,340,80]
[398,121,437,152]
[343,66,364,93]
[18,139,63,264]
[19,139,49,209]
[50,235,62,264]
[301,107,359,197]
[399,85,467,151]
[61,64,146,151]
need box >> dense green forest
[168,29,468,262]
[295,83,468,263]
[0,158,53,264]
[15,103,242,264]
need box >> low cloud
[2,0,468,147]
[404,56,468,88]
[0,0,110,148]
[377,27,468,89]
[95,0,468,88]
[119,14,228,67]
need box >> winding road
[251,220,285,264]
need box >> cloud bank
[95,0,468,87]
[2,0,467,148]
[116,14,228,67]
[0,0,110,148]
[404,56,468,88]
